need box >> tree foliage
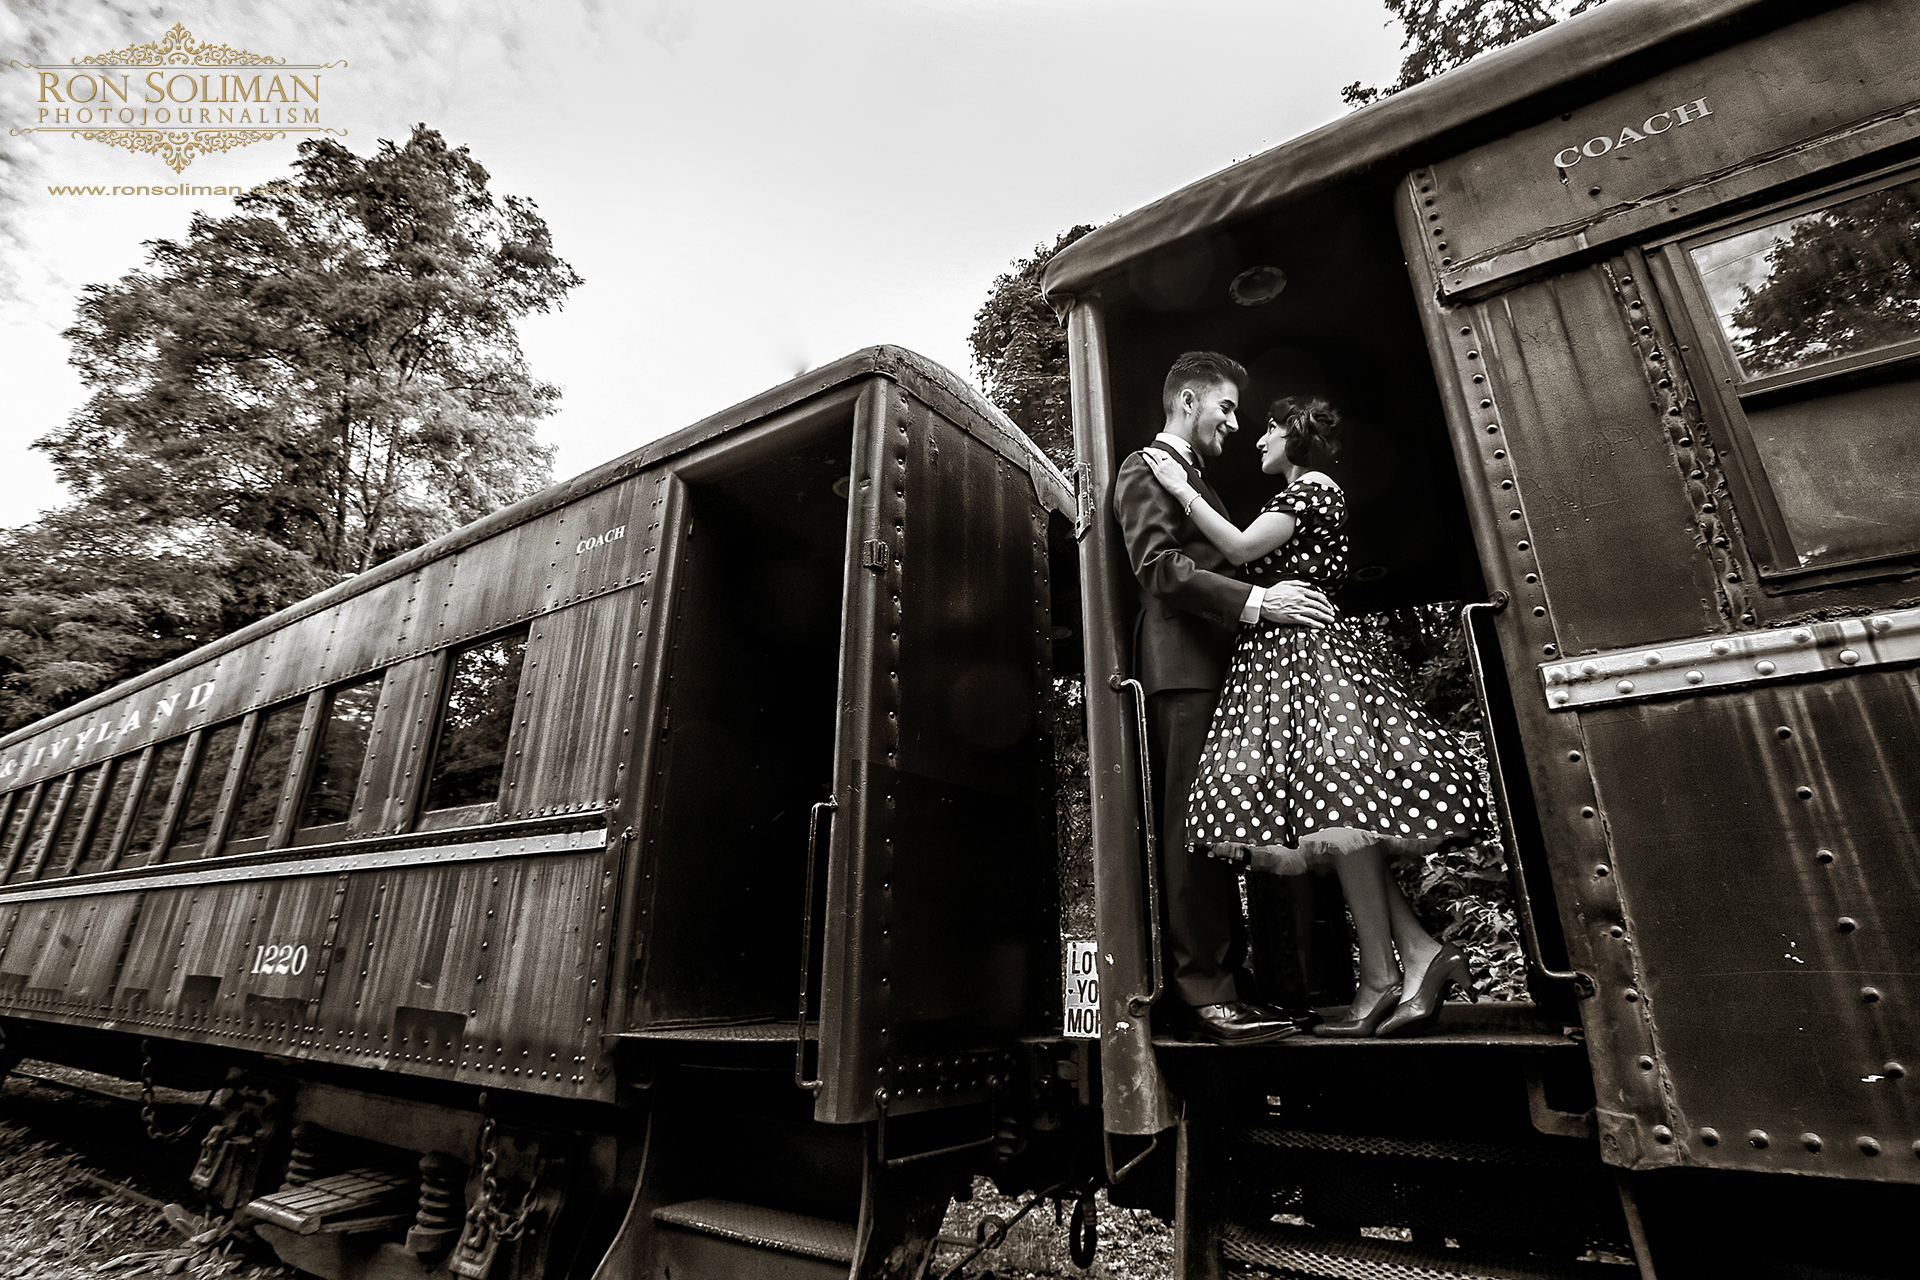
[0,126,579,734]
[966,225,1097,471]
[1726,179,1920,377]
[1342,0,1608,108]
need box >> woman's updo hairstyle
[1268,396,1342,468]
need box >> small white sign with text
[1063,940,1099,1039]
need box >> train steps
[1223,1221,1634,1279]
[649,1197,856,1279]
[1214,1127,1637,1280]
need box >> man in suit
[1113,351,1335,1045]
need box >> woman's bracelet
[1183,492,1202,516]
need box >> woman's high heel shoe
[1375,944,1474,1038]
[1312,982,1401,1038]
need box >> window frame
[14,771,79,881]
[415,627,531,832]
[293,673,385,847]
[45,760,114,879]
[1,782,48,880]
[221,693,324,858]
[162,723,243,861]
[0,790,19,872]
[1652,160,1920,586]
[79,746,154,877]
[123,736,194,870]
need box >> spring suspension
[284,1122,328,1186]
[406,1151,466,1256]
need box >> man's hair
[1162,351,1247,416]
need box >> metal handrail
[794,797,836,1092]
[1460,602,1591,994]
[1108,675,1164,1016]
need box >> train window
[0,784,43,879]
[1664,168,1920,576]
[0,791,24,866]
[72,752,142,877]
[224,701,307,849]
[165,721,243,860]
[38,762,108,879]
[9,775,70,882]
[121,738,189,869]
[422,629,528,819]
[298,673,382,838]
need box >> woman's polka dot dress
[1187,474,1489,860]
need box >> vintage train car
[1045,0,1919,1275]
[0,346,1079,1280]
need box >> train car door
[810,364,1063,1130]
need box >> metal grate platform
[653,1198,857,1264]
[1238,1128,1600,1171]
[1223,1221,1634,1279]
[617,1021,818,1042]
[246,1168,414,1234]
[1156,1003,1577,1051]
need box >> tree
[1342,0,1607,108]
[967,225,1097,471]
[1725,179,1920,376]
[0,126,580,734]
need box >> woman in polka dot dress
[1140,396,1490,1038]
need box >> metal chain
[464,1104,541,1248]
[138,1039,213,1143]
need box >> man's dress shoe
[1190,1001,1300,1045]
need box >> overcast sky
[0,1,1403,528]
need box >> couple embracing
[1114,352,1488,1045]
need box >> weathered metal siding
[814,380,1059,1124]
[0,471,661,802]
[1581,673,1920,1179]
[1402,36,1920,1177]
[1467,262,1729,652]
[0,831,614,1098]
[501,530,664,821]
[1406,188,1734,1174]
[1415,0,1920,302]
[877,393,1055,1046]
[0,470,664,1102]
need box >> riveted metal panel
[879,402,1055,1065]
[814,382,1058,1124]
[114,887,199,1011]
[1579,670,1920,1181]
[1465,262,1727,654]
[1419,0,1920,298]
[349,654,443,838]
[311,852,605,1093]
[500,588,647,822]
[320,863,484,1065]
[469,849,604,1088]
[1400,193,1678,1172]
[1540,610,1920,710]
[62,895,139,1010]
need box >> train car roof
[1041,0,1825,301]
[1,345,1067,750]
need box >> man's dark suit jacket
[1112,448,1250,695]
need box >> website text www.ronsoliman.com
[46,182,303,196]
